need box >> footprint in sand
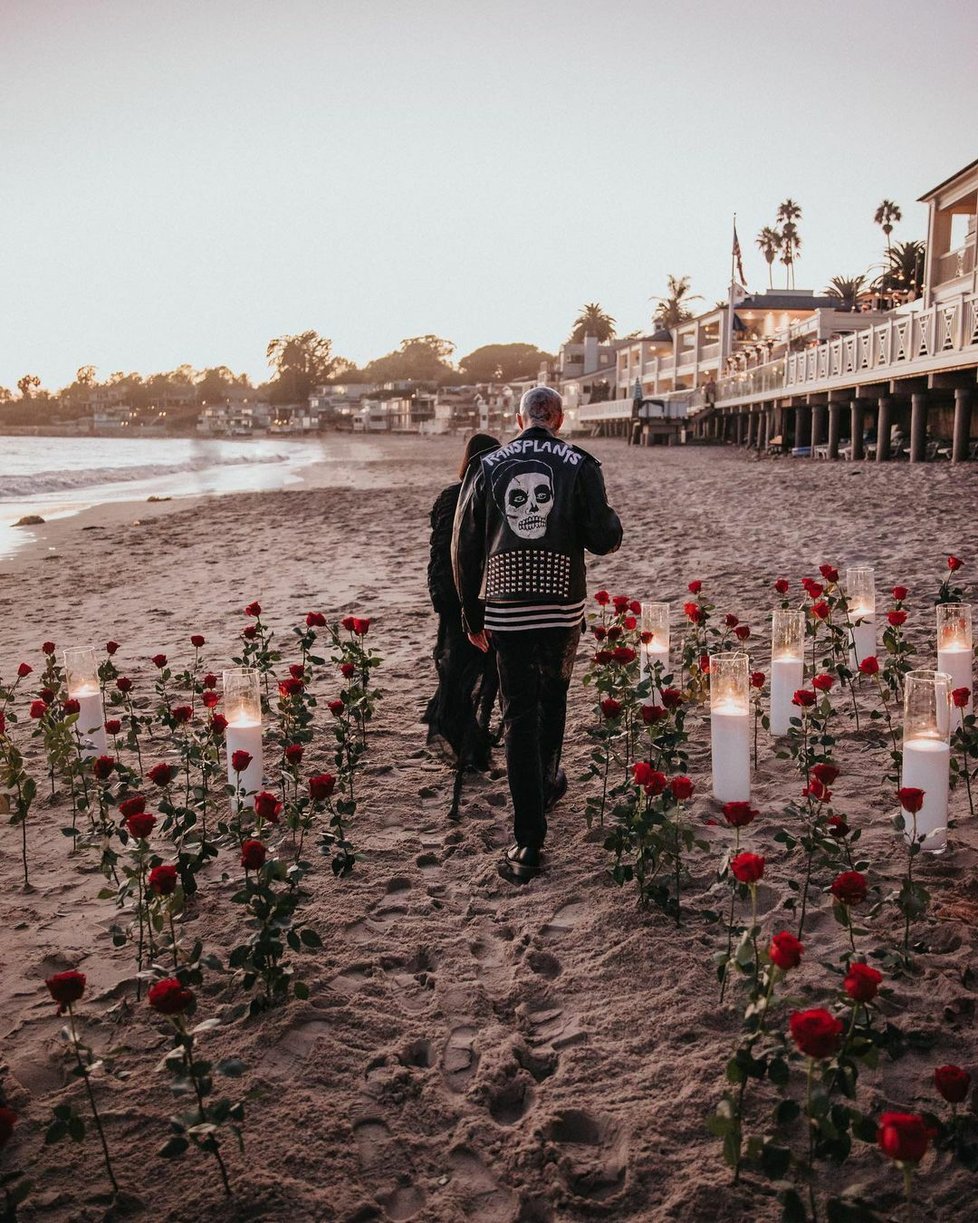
[328,964,372,998]
[525,1004,587,1052]
[262,1019,332,1077]
[485,1074,535,1125]
[542,901,587,938]
[442,1025,479,1093]
[447,1147,517,1220]
[540,1110,629,1204]
[379,948,438,1014]
[525,949,562,979]
[377,1185,426,1221]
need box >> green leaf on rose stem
[293,980,310,1000]
[780,1188,807,1223]
[67,1114,86,1142]
[767,1057,790,1088]
[44,1119,68,1145]
[775,1098,801,1126]
[217,1058,246,1078]
[760,1142,791,1179]
[158,1135,190,1159]
[300,927,322,948]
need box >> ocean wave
[1,452,291,499]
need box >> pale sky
[2,0,976,392]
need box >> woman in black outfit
[423,432,500,769]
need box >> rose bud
[593,625,607,641]
[639,630,653,645]
[626,600,640,615]
[733,624,751,641]
[40,687,55,704]
[670,776,694,801]
[278,677,304,698]
[116,676,133,693]
[151,654,167,668]
[104,718,122,735]
[830,870,868,906]
[633,762,666,795]
[306,611,327,627]
[242,624,258,640]
[827,814,850,839]
[612,646,637,664]
[789,1008,844,1059]
[812,673,835,692]
[327,699,345,716]
[792,689,817,708]
[898,786,925,814]
[891,585,908,601]
[606,626,622,642]
[623,615,637,631]
[92,755,115,780]
[125,811,156,840]
[289,663,305,681]
[340,661,357,678]
[934,1064,971,1105]
[0,711,5,737]
[353,617,372,636]
[201,672,218,689]
[803,777,831,803]
[254,791,283,824]
[810,762,840,785]
[0,1106,17,1147]
[952,687,971,708]
[769,931,804,970]
[877,1113,933,1164]
[698,653,710,673]
[45,970,86,1013]
[682,601,700,622]
[730,852,765,884]
[148,762,177,787]
[308,772,336,800]
[600,697,622,718]
[148,978,194,1016]
[594,650,613,665]
[750,671,766,689]
[724,613,739,628]
[858,655,880,676]
[640,704,666,725]
[284,744,304,765]
[42,641,56,655]
[201,690,220,709]
[612,595,629,612]
[687,580,702,594]
[723,802,758,828]
[245,600,262,616]
[210,713,228,735]
[62,698,80,716]
[594,590,610,606]
[17,663,32,678]
[844,961,883,1003]
[171,705,193,724]
[811,600,830,621]
[105,641,119,655]
[148,863,178,896]
[341,615,357,632]
[190,634,205,648]
[661,688,683,710]
[230,749,252,773]
[240,839,267,870]
[803,579,824,599]
[948,555,963,572]
[819,563,839,583]
[773,578,790,594]
[887,609,907,627]
[119,795,147,817]
[29,700,48,719]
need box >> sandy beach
[2,435,978,1222]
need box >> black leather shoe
[545,768,567,812]
[497,843,542,886]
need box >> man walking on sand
[452,386,623,884]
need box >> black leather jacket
[451,427,622,634]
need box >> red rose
[148,762,177,787]
[202,672,218,689]
[242,624,258,640]
[105,641,119,655]
[698,653,710,674]
[202,690,220,709]
[858,656,880,676]
[951,687,970,709]
[308,772,336,800]
[628,600,641,615]
[40,687,55,703]
[819,563,839,583]
[231,749,252,773]
[623,615,637,631]
[306,611,327,627]
[245,600,262,616]
[92,755,115,780]
[790,1008,844,1059]
[812,673,835,692]
[947,555,963,572]
[803,777,831,803]
[125,811,156,840]
[148,864,178,896]
[639,630,653,645]
[46,970,86,1013]
[877,1112,932,1164]
[774,578,790,595]
[601,697,622,719]
[278,677,304,698]
[42,640,56,655]
[17,662,32,678]
[687,580,702,594]
[240,839,266,870]
[769,931,804,970]
[733,624,751,642]
[811,600,830,621]
[592,625,607,641]
[803,579,824,599]
[683,601,701,623]
[898,787,925,814]
[151,654,167,669]
[887,609,907,627]
[661,688,683,710]
[62,698,80,716]
[0,711,5,737]
[670,775,694,801]
[210,713,228,735]
[116,676,133,693]
[594,590,610,606]
[171,705,193,724]
[606,626,622,642]
[148,977,194,1016]
[934,1064,971,1105]
[254,791,282,824]
[612,646,637,664]
[792,689,816,708]
[612,595,629,612]
[723,802,757,828]
[844,961,882,1003]
[0,1106,16,1147]
[831,870,868,906]
[341,615,357,631]
[633,762,666,795]
[327,699,345,716]
[104,718,122,735]
[891,585,908,601]
[352,617,371,636]
[750,671,766,689]
[190,634,205,648]
[29,699,48,719]
[288,663,305,681]
[119,795,147,818]
[640,704,666,725]
[810,763,840,785]
[284,744,304,765]
[731,852,765,884]
[827,814,850,839]
[594,650,613,665]
[724,613,739,628]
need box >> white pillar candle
[770,655,804,736]
[848,604,876,669]
[711,702,751,802]
[226,720,263,807]
[74,684,108,758]
[901,738,951,853]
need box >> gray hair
[519,385,563,427]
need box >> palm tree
[825,274,867,311]
[570,302,616,343]
[873,239,926,299]
[874,199,902,259]
[776,200,803,288]
[650,275,702,330]
[755,226,782,289]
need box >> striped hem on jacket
[484,599,586,632]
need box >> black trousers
[491,626,580,848]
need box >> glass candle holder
[710,651,749,714]
[770,610,806,736]
[223,668,262,727]
[901,669,952,853]
[710,652,750,802]
[62,645,107,757]
[63,646,100,699]
[846,565,876,667]
[937,603,973,728]
[223,668,263,806]
[640,601,670,699]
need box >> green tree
[17,375,41,399]
[824,274,867,311]
[874,239,926,298]
[196,366,252,404]
[776,200,803,288]
[361,335,456,385]
[651,275,701,330]
[457,343,553,383]
[570,303,616,342]
[874,199,902,259]
[266,331,345,403]
[755,226,782,289]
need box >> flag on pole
[732,220,746,286]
